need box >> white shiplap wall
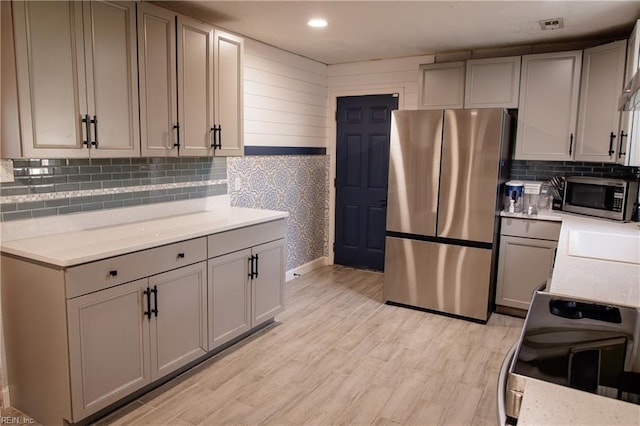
[327,54,435,110]
[244,39,329,148]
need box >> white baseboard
[286,257,330,282]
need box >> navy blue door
[335,94,398,271]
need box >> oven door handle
[498,342,518,424]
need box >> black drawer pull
[608,131,616,156]
[109,270,118,277]
[143,288,152,319]
[82,115,90,147]
[619,131,628,158]
[177,253,185,259]
[151,285,158,317]
[91,115,98,148]
[248,255,255,279]
[569,133,574,156]
[254,253,259,278]
[173,123,180,148]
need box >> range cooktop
[506,291,640,419]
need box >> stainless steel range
[503,291,640,422]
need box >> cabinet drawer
[208,219,286,258]
[501,217,561,241]
[65,238,207,298]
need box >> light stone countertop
[518,378,640,426]
[501,209,640,425]
[0,196,288,267]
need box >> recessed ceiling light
[307,19,328,28]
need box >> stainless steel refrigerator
[383,108,510,322]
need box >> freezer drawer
[383,236,492,321]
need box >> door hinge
[333,242,335,252]
[335,110,338,121]
[333,178,336,188]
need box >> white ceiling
[156,1,640,65]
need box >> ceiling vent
[539,18,564,30]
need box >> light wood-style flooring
[3,265,524,425]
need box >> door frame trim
[328,87,405,265]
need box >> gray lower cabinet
[1,219,286,425]
[67,262,207,421]
[67,279,152,421]
[252,239,286,325]
[495,218,561,313]
[208,238,285,350]
[208,248,252,348]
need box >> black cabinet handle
[82,115,91,147]
[619,131,628,158]
[255,253,259,278]
[211,125,222,149]
[151,285,158,317]
[177,252,185,259]
[143,288,152,319]
[608,131,616,156]
[109,270,118,277]
[569,133,574,156]
[248,255,255,279]
[173,123,180,148]
[91,116,98,148]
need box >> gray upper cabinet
[177,16,216,156]
[138,3,244,157]
[13,1,139,158]
[515,51,582,161]
[619,21,640,167]
[575,40,627,163]
[138,2,178,157]
[464,56,521,108]
[213,30,244,157]
[417,62,465,109]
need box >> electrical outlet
[0,159,14,183]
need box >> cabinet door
[495,235,557,311]
[213,30,244,156]
[82,1,139,158]
[464,56,521,108]
[177,16,215,156]
[625,20,640,88]
[619,25,640,166]
[515,51,582,161]
[627,110,640,167]
[575,41,627,163]
[138,2,178,157]
[252,239,285,326]
[12,1,89,158]
[149,262,208,381]
[417,62,465,109]
[617,110,635,165]
[67,279,151,421]
[208,249,251,349]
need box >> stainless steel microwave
[563,176,639,221]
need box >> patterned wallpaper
[227,155,330,271]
